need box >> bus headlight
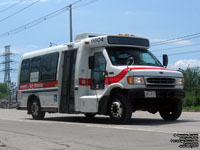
[176,78,184,85]
[127,76,145,85]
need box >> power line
[152,43,200,52]
[168,50,200,56]
[0,0,25,14]
[0,0,94,39]
[71,0,82,5]
[151,32,200,45]
[152,35,200,47]
[157,49,200,57]
[0,5,69,38]
[151,33,200,46]
[0,0,40,23]
[73,0,97,8]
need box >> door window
[91,52,106,90]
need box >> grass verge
[183,106,200,112]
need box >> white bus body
[17,33,185,123]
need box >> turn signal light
[84,41,90,45]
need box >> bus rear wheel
[109,93,132,124]
[30,99,45,120]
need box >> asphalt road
[0,109,199,150]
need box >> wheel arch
[98,87,127,115]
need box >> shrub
[183,98,193,107]
[194,97,200,106]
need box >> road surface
[0,109,199,150]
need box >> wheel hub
[110,100,123,119]
[31,101,39,116]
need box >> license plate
[144,91,156,98]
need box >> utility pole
[1,45,14,86]
[69,4,73,42]
[0,45,14,108]
[3,45,12,84]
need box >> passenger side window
[31,57,41,73]
[30,57,41,82]
[94,53,106,72]
[20,59,30,83]
[40,52,59,81]
[141,53,156,64]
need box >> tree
[178,67,200,91]
[0,83,8,99]
[178,67,200,107]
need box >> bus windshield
[106,47,162,67]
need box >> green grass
[0,93,8,99]
[183,106,200,112]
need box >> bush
[0,83,8,99]
[183,98,193,107]
[194,97,200,106]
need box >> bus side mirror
[163,54,168,67]
[89,56,95,69]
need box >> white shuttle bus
[17,33,185,123]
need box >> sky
[0,0,200,83]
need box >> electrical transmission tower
[1,45,14,87]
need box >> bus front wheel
[109,93,132,124]
[159,99,182,121]
[30,99,45,120]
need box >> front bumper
[128,89,185,100]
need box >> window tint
[91,52,106,90]
[107,36,150,47]
[30,57,41,82]
[106,47,162,66]
[31,57,41,73]
[94,52,106,72]
[20,59,30,83]
[141,53,156,64]
[40,52,59,81]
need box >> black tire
[159,100,182,121]
[84,113,96,118]
[109,93,132,124]
[30,99,45,120]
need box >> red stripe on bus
[105,69,128,84]
[79,78,91,86]
[79,68,178,86]
[105,67,178,84]
[19,80,58,90]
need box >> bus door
[60,50,77,113]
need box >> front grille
[147,85,175,89]
[146,77,175,85]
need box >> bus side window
[20,59,30,83]
[31,57,41,72]
[40,52,59,81]
[30,56,41,82]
